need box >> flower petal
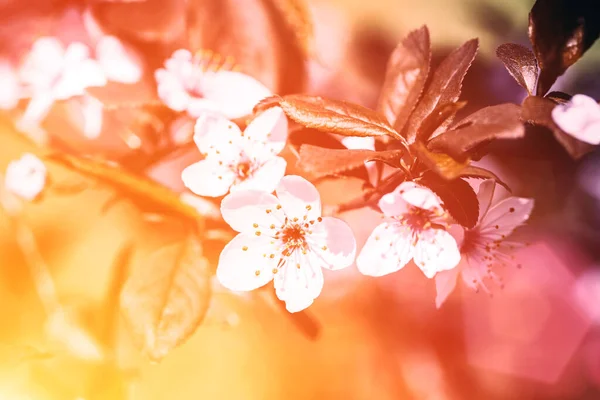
[476,179,496,223]
[96,35,143,84]
[356,222,413,277]
[200,70,271,119]
[155,68,190,112]
[309,216,356,270]
[552,94,600,144]
[19,37,64,89]
[231,156,286,194]
[479,196,534,239]
[435,267,460,309]
[341,136,375,150]
[398,181,443,211]
[181,159,235,197]
[0,61,20,109]
[413,229,461,278]
[79,96,104,139]
[274,252,324,313]
[275,175,322,221]
[4,153,47,200]
[220,189,286,233]
[186,97,225,118]
[193,113,243,158]
[378,188,409,217]
[20,93,54,126]
[217,233,277,292]
[243,107,288,154]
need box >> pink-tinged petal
[356,222,414,277]
[309,216,356,270]
[193,113,243,158]
[200,71,272,119]
[552,94,600,144]
[96,36,143,84]
[479,196,533,239]
[448,224,465,247]
[413,229,461,278]
[274,252,324,313]
[79,96,104,139]
[435,267,460,309]
[181,159,235,197]
[55,59,106,100]
[63,42,90,65]
[187,97,224,118]
[220,189,286,233]
[275,175,321,221]
[20,93,55,125]
[4,153,47,200]
[243,107,288,154]
[217,233,277,292]
[0,61,20,109]
[476,179,496,223]
[155,69,190,112]
[341,136,375,150]
[19,37,64,88]
[398,181,443,211]
[231,156,287,194]
[460,258,485,291]
[578,120,600,145]
[378,189,409,217]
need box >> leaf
[419,172,479,228]
[377,25,431,132]
[273,95,407,143]
[298,145,403,178]
[529,0,600,95]
[416,101,467,143]
[495,43,539,94]
[413,141,469,180]
[121,237,211,361]
[521,95,594,158]
[404,39,479,143]
[545,91,572,104]
[427,103,525,157]
[458,165,511,192]
[186,0,309,94]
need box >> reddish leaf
[416,101,467,143]
[298,145,403,178]
[521,95,594,159]
[186,0,310,94]
[428,103,525,156]
[404,39,479,143]
[458,165,511,192]
[377,26,431,132]
[529,0,600,95]
[545,91,572,104]
[418,173,479,228]
[413,141,469,180]
[274,95,407,143]
[496,43,539,94]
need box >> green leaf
[120,236,211,361]
[496,43,539,95]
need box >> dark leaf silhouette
[121,236,211,361]
[377,26,431,132]
[428,103,525,156]
[458,166,511,192]
[416,101,467,143]
[186,0,310,94]
[521,95,594,158]
[496,43,539,94]
[545,91,572,104]
[298,145,403,178]
[529,0,600,95]
[419,173,479,228]
[404,39,479,143]
[413,141,469,180]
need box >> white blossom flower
[0,60,21,110]
[216,175,357,312]
[17,37,107,128]
[434,180,534,308]
[552,94,600,145]
[4,153,47,201]
[155,49,271,119]
[356,181,460,279]
[95,35,143,84]
[181,107,288,197]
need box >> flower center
[398,206,435,231]
[236,161,252,179]
[279,223,308,256]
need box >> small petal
[187,97,225,118]
[398,181,443,211]
[356,222,414,277]
[341,136,375,151]
[19,37,65,88]
[96,35,143,84]
[193,113,243,158]
[80,96,104,139]
[220,189,285,233]
[435,267,460,309]
[0,61,21,109]
[243,107,288,154]
[200,70,271,119]
[20,93,55,126]
[413,229,461,278]
[309,217,356,270]
[231,156,287,194]
[181,159,235,197]
[217,233,277,292]
[274,252,324,313]
[378,189,409,217]
[4,153,47,200]
[552,94,600,144]
[275,175,322,221]
[479,197,534,239]
[476,179,496,223]
[155,68,190,112]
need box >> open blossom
[4,153,47,201]
[216,175,357,312]
[357,181,460,279]
[181,107,288,197]
[18,37,107,128]
[435,180,534,308]
[95,35,143,84]
[155,49,271,119]
[552,94,600,145]
[0,60,20,110]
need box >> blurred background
[1,0,600,399]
